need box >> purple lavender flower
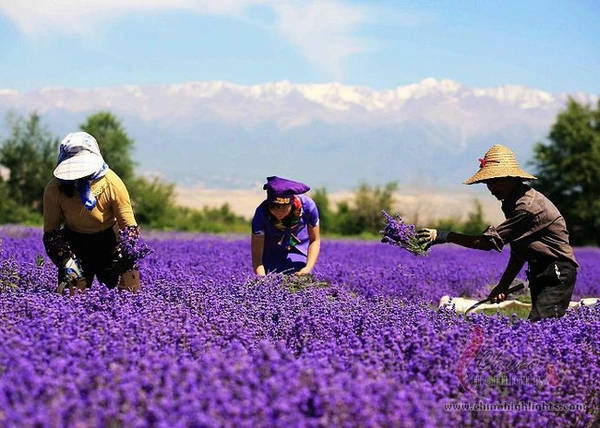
[1,226,599,427]
[115,226,153,270]
[379,210,429,256]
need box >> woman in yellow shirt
[43,131,148,294]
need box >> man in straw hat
[43,131,150,295]
[417,144,578,321]
[251,176,321,275]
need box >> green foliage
[35,254,45,267]
[332,201,352,235]
[280,274,330,293]
[159,204,249,233]
[0,180,42,225]
[128,176,176,227]
[462,200,487,234]
[0,109,250,232]
[78,112,250,232]
[0,242,19,292]
[431,200,487,235]
[79,111,136,182]
[431,217,463,233]
[332,182,398,236]
[311,187,332,233]
[0,112,57,214]
[313,186,487,238]
[481,307,531,319]
[481,292,532,319]
[201,204,248,229]
[128,176,249,232]
[530,98,600,245]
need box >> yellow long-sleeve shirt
[43,169,137,234]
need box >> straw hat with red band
[463,144,537,185]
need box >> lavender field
[1,226,599,427]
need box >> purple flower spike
[116,226,153,267]
[379,211,429,256]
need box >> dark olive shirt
[483,184,578,267]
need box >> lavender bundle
[114,226,153,271]
[379,210,429,256]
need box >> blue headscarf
[73,164,109,210]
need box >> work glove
[111,246,136,274]
[57,257,86,295]
[416,228,450,249]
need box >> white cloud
[0,0,374,79]
[0,0,253,35]
[271,1,373,80]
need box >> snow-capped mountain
[0,79,596,190]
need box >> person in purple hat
[251,176,321,275]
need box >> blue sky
[1,0,599,94]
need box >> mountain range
[0,78,597,193]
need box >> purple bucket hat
[263,176,310,204]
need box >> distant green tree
[311,187,332,233]
[0,109,253,232]
[0,180,41,224]
[530,98,600,245]
[0,112,57,214]
[79,112,184,229]
[333,200,354,235]
[79,111,136,182]
[201,203,247,226]
[432,217,463,233]
[128,176,176,227]
[462,200,487,234]
[432,200,487,234]
[336,182,398,235]
[156,203,248,233]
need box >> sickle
[465,283,526,314]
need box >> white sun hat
[53,132,105,180]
